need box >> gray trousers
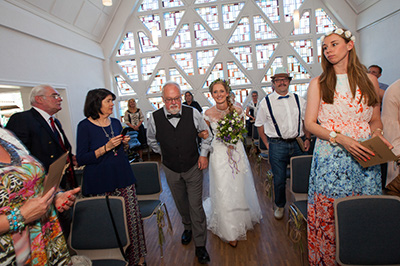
[162,163,207,247]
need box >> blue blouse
[76,118,135,195]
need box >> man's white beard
[168,105,180,114]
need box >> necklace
[97,118,117,156]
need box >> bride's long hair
[209,79,235,114]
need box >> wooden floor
[141,145,308,266]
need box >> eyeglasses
[273,78,290,83]
[40,94,63,100]
[164,97,181,103]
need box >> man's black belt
[268,137,297,143]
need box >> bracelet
[372,128,384,136]
[7,208,25,233]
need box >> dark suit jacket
[6,108,74,176]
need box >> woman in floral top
[0,128,80,265]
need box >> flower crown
[210,78,231,92]
[321,28,356,43]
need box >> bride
[203,79,262,247]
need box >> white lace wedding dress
[203,106,262,242]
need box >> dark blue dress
[76,118,135,195]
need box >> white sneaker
[274,207,284,220]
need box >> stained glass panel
[289,83,308,98]
[261,86,273,94]
[147,69,166,94]
[228,17,251,43]
[262,56,283,82]
[253,15,278,40]
[203,63,224,88]
[194,23,217,47]
[116,32,135,57]
[115,75,136,95]
[315,8,336,33]
[227,61,251,85]
[138,0,159,11]
[169,68,193,91]
[148,97,164,109]
[141,56,161,80]
[255,0,280,23]
[229,46,253,70]
[222,2,245,29]
[317,36,323,63]
[116,59,139,82]
[197,49,219,75]
[171,52,194,75]
[256,43,278,69]
[171,24,192,50]
[162,0,184,8]
[283,0,304,22]
[164,10,185,37]
[292,10,310,35]
[195,6,219,30]
[195,0,217,3]
[203,91,215,105]
[139,14,161,33]
[289,39,313,64]
[138,32,159,53]
[287,55,311,79]
[232,88,251,105]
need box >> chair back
[69,196,129,264]
[131,161,162,201]
[290,155,312,201]
[334,195,400,265]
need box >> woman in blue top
[76,88,146,265]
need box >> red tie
[50,117,65,150]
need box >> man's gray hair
[30,84,52,105]
[162,81,181,97]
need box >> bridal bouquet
[216,110,247,146]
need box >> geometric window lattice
[287,55,311,79]
[194,23,217,47]
[164,10,185,37]
[227,61,251,85]
[171,52,194,75]
[256,43,279,69]
[141,56,161,80]
[289,83,308,98]
[317,36,323,63]
[292,10,310,35]
[255,0,280,23]
[171,24,191,50]
[229,46,253,70]
[162,0,184,8]
[139,14,161,33]
[116,32,135,57]
[148,96,165,109]
[283,0,304,22]
[203,62,224,88]
[197,49,219,75]
[263,56,284,82]
[228,17,251,43]
[315,8,336,34]
[261,86,273,95]
[169,68,193,91]
[195,0,217,3]
[253,15,278,40]
[138,32,159,53]
[115,75,137,95]
[222,2,245,29]
[138,0,159,11]
[116,59,139,82]
[195,6,219,31]
[147,69,167,94]
[289,39,313,64]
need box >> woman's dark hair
[83,88,116,119]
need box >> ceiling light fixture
[102,0,112,6]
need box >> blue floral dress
[307,74,382,265]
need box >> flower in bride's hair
[335,28,344,35]
[344,30,351,38]
[350,36,356,42]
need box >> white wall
[359,10,400,87]
[0,26,105,152]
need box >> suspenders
[265,93,301,138]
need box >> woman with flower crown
[202,79,262,248]
[304,28,392,264]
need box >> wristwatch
[329,131,338,145]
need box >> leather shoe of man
[195,246,210,264]
[181,230,192,245]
